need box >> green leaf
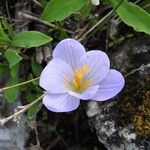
[27,104,40,118]
[80,0,92,18]
[28,74,39,86]
[12,31,52,48]
[41,0,86,22]
[0,38,10,46]
[1,19,14,38]
[4,76,19,103]
[107,0,150,34]
[4,49,22,68]
[0,23,11,45]
[31,57,42,77]
[26,93,41,118]
[0,63,8,75]
[4,49,20,77]
[10,63,19,77]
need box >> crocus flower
[40,39,125,112]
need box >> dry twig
[0,93,45,125]
[19,12,73,34]
[125,64,150,78]
[78,10,114,42]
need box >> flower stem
[0,77,40,92]
[0,93,45,125]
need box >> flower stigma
[72,65,92,92]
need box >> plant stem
[78,10,114,42]
[125,64,150,78]
[0,93,45,125]
[19,12,73,34]
[1,77,39,92]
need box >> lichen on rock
[87,35,150,150]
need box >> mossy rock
[87,34,150,150]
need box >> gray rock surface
[87,35,150,150]
[0,94,28,150]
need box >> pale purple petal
[40,58,73,94]
[69,85,99,100]
[92,69,125,101]
[43,93,80,112]
[77,50,110,86]
[53,39,86,70]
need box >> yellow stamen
[72,65,92,92]
[83,65,89,72]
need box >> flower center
[71,65,92,92]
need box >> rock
[87,34,150,150]
[0,95,28,150]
